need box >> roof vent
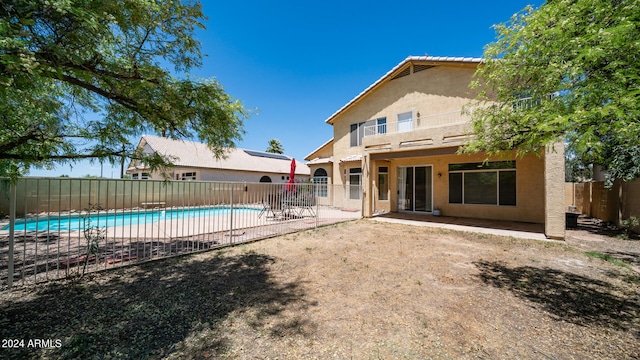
[413,64,435,73]
[391,66,411,81]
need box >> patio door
[398,166,432,212]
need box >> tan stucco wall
[544,143,566,239]
[318,60,566,236]
[565,182,592,215]
[306,140,333,160]
[368,150,546,224]
[331,65,479,188]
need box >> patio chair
[298,193,316,217]
[258,193,284,219]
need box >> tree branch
[0,125,49,155]
[0,149,131,162]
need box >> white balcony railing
[363,109,470,137]
[363,123,387,137]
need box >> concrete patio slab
[370,212,550,241]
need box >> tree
[464,0,640,187]
[266,139,284,154]
[0,0,247,178]
[565,147,593,182]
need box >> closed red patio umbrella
[287,158,296,192]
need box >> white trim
[397,165,434,213]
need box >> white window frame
[397,111,414,132]
[349,168,362,200]
[350,122,365,147]
[131,172,149,180]
[313,168,328,198]
[179,172,197,181]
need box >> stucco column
[362,155,373,218]
[544,142,566,239]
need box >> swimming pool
[4,206,259,232]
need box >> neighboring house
[305,56,565,239]
[127,135,310,183]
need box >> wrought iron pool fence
[1,178,361,288]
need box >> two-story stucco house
[305,56,565,239]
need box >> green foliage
[266,138,284,154]
[620,216,639,239]
[81,215,105,276]
[0,0,247,178]
[565,146,593,182]
[465,0,640,187]
[584,251,631,269]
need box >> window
[397,111,413,132]
[313,168,328,197]
[350,122,365,147]
[259,176,272,183]
[378,166,389,200]
[351,118,387,145]
[179,172,197,181]
[349,168,362,200]
[375,118,387,135]
[448,161,516,206]
[131,173,149,180]
[363,118,387,136]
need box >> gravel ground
[0,219,638,359]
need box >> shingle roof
[324,56,482,125]
[134,135,310,175]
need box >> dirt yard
[0,219,638,359]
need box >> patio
[370,212,547,241]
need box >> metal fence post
[229,184,234,244]
[7,181,17,288]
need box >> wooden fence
[565,179,640,232]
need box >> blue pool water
[4,207,258,232]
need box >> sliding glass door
[398,166,432,212]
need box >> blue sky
[29,0,542,178]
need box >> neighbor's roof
[325,56,483,125]
[130,135,310,175]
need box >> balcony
[363,109,471,137]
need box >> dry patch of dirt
[1,220,638,359]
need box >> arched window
[259,176,272,183]
[313,168,328,197]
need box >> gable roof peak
[324,55,483,125]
